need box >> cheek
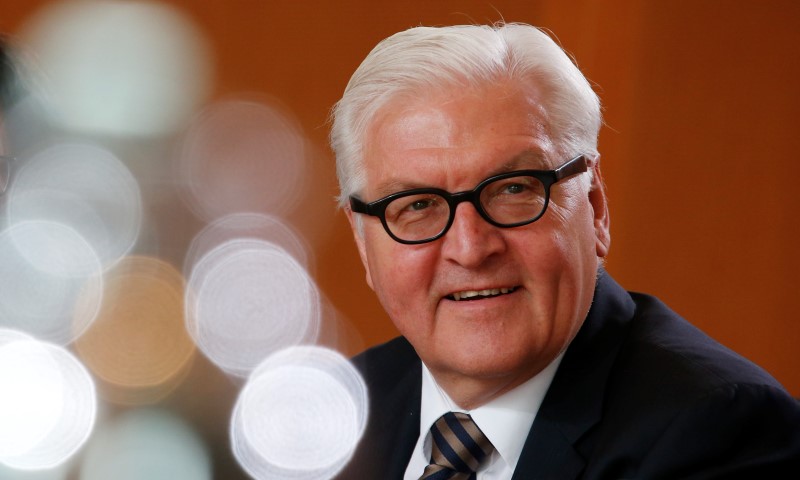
[513,205,599,311]
[364,238,436,316]
[546,196,599,259]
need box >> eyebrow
[369,149,551,200]
[493,150,550,174]
[372,178,429,198]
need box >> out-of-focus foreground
[0,1,798,479]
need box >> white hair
[329,23,601,208]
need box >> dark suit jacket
[336,272,800,479]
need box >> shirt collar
[419,353,563,471]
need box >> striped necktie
[418,412,495,480]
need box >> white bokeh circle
[0,221,103,345]
[0,330,97,470]
[185,239,320,377]
[231,346,368,480]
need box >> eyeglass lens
[383,174,547,242]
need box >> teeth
[451,287,514,301]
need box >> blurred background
[0,0,797,479]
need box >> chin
[439,347,536,380]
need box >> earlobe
[588,162,611,258]
[344,208,375,290]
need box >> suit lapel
[513,272,635,479]
[377,360,421,478]
[338,337,421,479]
[512,419,586,480]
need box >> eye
[396,194,441,214]
[491,177,538,197]
[481,175,546,209]
[503,183,527,195]
[409,199,433,211]
[385,193,445,224]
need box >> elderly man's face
[347,80,610,402]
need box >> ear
[588,158,611,258]
[344,208,375,290]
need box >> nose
[440,201,506,267]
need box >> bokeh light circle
[177,97,308,221]
[0,221,103,345]
[0,329,97,470]
[0,332,60,459]
[186,239,320,377]
[75,256,196,405]
[80,408,211,480]
[231,346,368,479]
[6,142,142,272]
[184,213,311,280]
[21,0,212,137]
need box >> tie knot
[419,412,495,479]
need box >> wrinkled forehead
[357,82,560,196]
[362,79,554,156]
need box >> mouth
[445,286,518,302]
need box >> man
[330,23,800,479]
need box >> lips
[446,286,517,301]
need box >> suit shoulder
[581,289,800,477]
[351,336,419,385]
[618,291,788,399]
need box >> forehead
[362,80,556,194]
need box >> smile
[447,287,518,301]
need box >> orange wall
[3,0,797,402]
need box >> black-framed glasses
[349,154,588,244]
[0,155,14,195]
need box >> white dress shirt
[403,353,564,479]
